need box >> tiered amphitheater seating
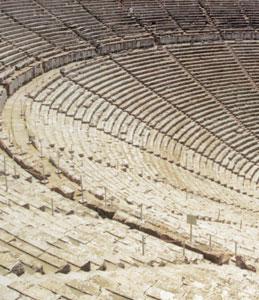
[168,43,259,141]
[239,0,259,28]
[110,47,259,185]
[0,11,58,60]
[0,1,259,298]
[78,0,150,38]
[162,0,215,32]
[120,0,180,33]
[35,0,122,44]
[202,0,250,30]
[0,147,203,265]
[229,41,259,86]
[0,0,89,50]
[1,59,258,272]
[1,263,259,299]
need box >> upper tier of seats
[0,0,259,94]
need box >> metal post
[8,129,12,144]
[28,135,32,144]
[56,151,61,174]
[13,163,17,178]
[51,198,54,216]
[69,145,74,160]
[81,189,84,203]
[4,172,8,192]
[140,204,143,221]
[3,156,8,192]
[235,241,238,256]
[190,223,193,243]
[217,209,221,220]
[104,187,107,207]
[41,164,48,184]
[20,102,23,117]
[80,175,84,202]
[3,156,6,176]
[141,235,145,256]
[80,175,84,192]
[209,234,212,250]
[40,140,44,158]
[183,242,186,257]
[240,219,242,230]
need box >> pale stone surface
[0,3,259,299]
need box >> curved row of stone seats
[1,1,259,104]
[23,105,259,263]
[120,0,180,33]
[1,0,259,51]
[78,0,150,38]
[58,56,259,191]
[239,0,259,28]
[0,11,59,60]
[15,72,259,253]
[0,10,41,83]
[1,199,199,275]
[63,59,246,186]
[23,93,259,264]
[0,74,205,226]
[0,157,202,277]
[1,262,259,299]
[35,0,123,44]
[0,0,90,50]
[0,39,34,75]
[7,105,259,272]
[62,58,259,195]
[0,7,97,100]
[2,42,259,264]
[167,43,259,143]
[162,0,215,32]
[109,48,259,182]
[229,41,259,87]
[202,0,250,30]
[21,74,256,217]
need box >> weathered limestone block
[52,185,75,199]
[235,256,256,272]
